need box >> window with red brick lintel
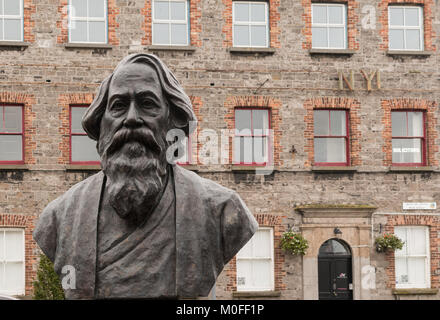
[142,0,202,47]
[304,97,361,168]
[223,0,281,48]
[378,0,436,52]
[302,0,359,51]
[381,99,438,167]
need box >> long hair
[82,53,197,142]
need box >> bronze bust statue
[33,53,258,299]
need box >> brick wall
[384,215,440,290]
[23,0,36,43]
[0,214,37,296]
[222,0,281,48]
[303,97,362,167]
[381,98,438,167]
[302,0,360,50]
[378,0,436,51]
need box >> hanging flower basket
[280,231,309,255]
[375,233,404,253]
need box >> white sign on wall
[403,202,437,210]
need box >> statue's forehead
[109,63,161,95]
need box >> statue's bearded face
[98,63,170,223]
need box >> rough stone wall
[0,0,439,299]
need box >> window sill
[392,288,438,295]
[0,164,29,170]
[232,165,268,172]
[66,164,101,171]
[386,50,432,56]
[309,48,356,55]
[64,43,113,49]
[388,166,433,172]
[147,45,197,52]
[0,41,29,48]
[312,166,357,172]
[228,47,276,54]
[232,291,281,298]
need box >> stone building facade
[0,0,439,300]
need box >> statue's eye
[141,99,157,109]
[111,102,126,111]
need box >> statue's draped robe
[96,172,176,298]
[33,165,258,299]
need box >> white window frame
[232,1,269,48]
[236,227,274,292]
[311,3,347,50]
[0,228,25,296]
[68,0,108,44]
[388,5,424,51]
[394,226,430,289]
[152,0,189,46]
[0,0,24,42]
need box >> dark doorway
[318,239,353,300]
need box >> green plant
[375,233,404,253]
[280,231,309,255]
[33,254,65,300]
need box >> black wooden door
[318,256,353,300]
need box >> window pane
[395,227,407,256]
[88,0,105,18]
[4,19,21,41]
[3,262,24,294]
[236,259,252,289]
[4,231,23,261]
[312,27,327,48]
[4,0,20,15]
[312,5,327,24]
[0,20,3,40]
[235,109,251,132]
[392,112,406,136]
[152,23,170,44]
[71,107,86,134]
[233,136,241,163]
[328,27,344,48]
[314,138,346,163]
[251,260,272,289]
[252,109,268,132]
[408,257,426,286]
[408,112,423,137]
[330,111,346,136]
[71,0,87,17]
[234,2,249,22]
[410,227,427,256]
[406,29,421,50]
[154,1,169,20]
[71,135,99,162]
[4,106,22,133]
[405,7,420,27]
[0,0,3,15]
[70,20,87,42]
[389,7,404,26]
[242,136,253,163]
[0,232,4,261]
[170,23,188,45]
[250,25,267,47]
[89,21,106,43]
[250,3,266,22]
[170,1,186,20]
[253,137,266,163]
[392,139,422,163]
[328,6,343,24]
[253,229,271,258]
[389,28,404,50]
[0,135,22,161]
[237,236,252,257]
[234,25,249,46]
[395,257,409,285]
[314,110,329,135]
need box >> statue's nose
[123,101,143,128]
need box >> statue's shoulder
[43,171,104,213]
[173,165,239,206]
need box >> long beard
[100,127,169,223]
